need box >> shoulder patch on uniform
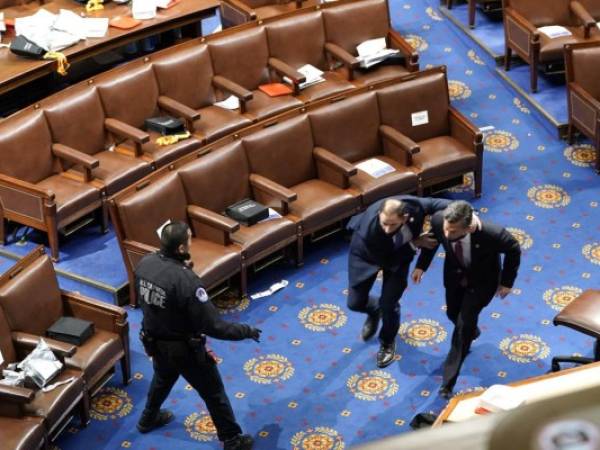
[196,287,208,303]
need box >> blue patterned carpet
[5,0,598,448]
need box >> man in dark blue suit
[347,196,451,368]
[413,201,521,398]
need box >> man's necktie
[454,240,465,267]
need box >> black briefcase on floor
[47,316,95,346]
[225,199,269,226]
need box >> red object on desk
[165,0,182,8]
[474,407,492,415]
[109,16,142,29]
[4,18,15,27]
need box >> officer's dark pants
[347,264,409,345]
[143,340,242,442]
[442,285,494,389]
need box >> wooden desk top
[434,361,600,427]
[0,0,219,95]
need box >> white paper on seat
[478,385,525,412]
[156,219,171,239]
[356,37,399,68]
[214,95,240,110]
[258,208,283,223]
[356,158,396,178]
[538,25,572,38]
[284,64,325,90]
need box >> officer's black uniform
[135,251,257,444]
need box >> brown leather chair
[551,289,600,371]
[0,416,46,450]
[376,68,483,196]
[564,41,600,174]
[242,115,361,237]
[322,0,418,85]
[208,27,304,121]
[265,10,355,102]
[0,246,131,396]
[446,0,502,28]
[220,0,319,27]
[109,171,244,305]
[42,84,153,198]
[308,91,418,206]
[0,305,89,441]
[177,141,301,267]
[503,0,599,92]
[0,111,104,261]
[95,60,203,169]
[152,43,253,143]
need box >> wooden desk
[0,0,219,95]
[434,361,600,426]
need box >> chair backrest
[152,44,217,110]
[309,92,381,162]
[0,111,55,184]
[178,142,251,212]
[576,0,600,19]
[0,306,16,370]
[568,43,600,101]
[322,0,390,55]
[242,115,316,187]
[43,86,108,157]
[266,11,328,70]
[96,61,160,129]
[505,0,572,26]
[376,70,450,142]
[116,172,189,248]
[208,27,271,91]
[0,249,63,337]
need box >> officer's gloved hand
[248,327,262,343]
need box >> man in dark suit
[347,196,450,368]
[413,201,521,398]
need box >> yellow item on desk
[43,52,70,76]
[156,131,191,146]
[86,0,104,12]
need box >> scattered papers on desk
[356,37,399,69]
[284,64,325,90]
[13,9,108,52]
[258,208,283,223]
[538,25,572,39]
[251,280,288,300]
[155,0,172,8]
[477,384,525,412]
[132,0,157,20]
[356,158,396,178]
[214,95,240,110]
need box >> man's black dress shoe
[137,409,174,434]
[438,385,453,399]
[376,341,396,368]
[361,312,380,341]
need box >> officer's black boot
[137,409,174,433]
[223,433,254,450]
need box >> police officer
[135,221,260,450]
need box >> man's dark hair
[160,221,189,257]
[379,199,409,217]
[443,201,474,228]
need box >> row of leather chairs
[565,41,600,174]
[0,0,417,262]
[504,0,600,92]
[0,246,131,449]
[108,67,483,306]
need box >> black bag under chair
[47,316,95,345]
[225,199,269,226]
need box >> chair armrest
[52,143,99,182]
[62,290,128,334]
[187,204,239,233]
[0,384,35,404]
[212,75,253,113]
[313,147,357,177]
[504,6,539,38]
[249,174,297,203]
[0,173,54,200]
[268,57,306,84]
[222,0,256,19]
[105,118,150,156]
[325,42,360,75]
[571,1,595,38]
[388,30,419,70]
[448,107,483,154]
[379,124,420,166]
[158,96,201,131]
[12,331,76,358]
